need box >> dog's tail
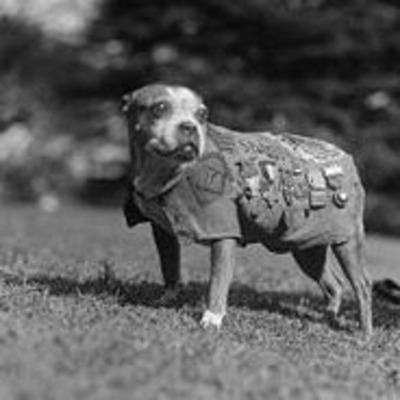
[373,279,400,305]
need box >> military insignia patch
[279,133,343,162]
[307,169,326,190]
[291,170,308,200]
[306,169,327,208]
[323,164,344,190]
[309,190,327,209]
[188,152,229,205]
[236,159,262,199]
[277,168,296,206]
[244,175,262,199]
[237,159,259,179]
[259,161,277,185]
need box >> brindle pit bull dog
[121,83,372,337]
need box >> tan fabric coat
[126,124,364,252]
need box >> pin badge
[333,191,348,208]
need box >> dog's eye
[150,102,169,119]
[196,107,209,124]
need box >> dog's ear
[120,91,144,138]
[121,89,146,119]
[121,92,137,116]
[121,93,132,114]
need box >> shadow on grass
[1,269,399,330]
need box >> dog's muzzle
[171,142,199,162]
[149,121,201,162]
[174,121,201,161]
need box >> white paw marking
[200,310,225,329]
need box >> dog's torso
[130,124,364,252]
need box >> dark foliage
[1,1,400,233]
[87,0,400,233]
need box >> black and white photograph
[0,1,400,399]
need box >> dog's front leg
[151,223,182,305]
[201,238,237,329]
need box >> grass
[0,204,399,399]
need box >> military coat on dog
[127,124,363,253]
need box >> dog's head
[121,84,208,164]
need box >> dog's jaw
[146,137,200,163]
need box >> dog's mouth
[150,142,199,162]
[171,142,199,161]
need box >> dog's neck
[131,144,186,199]
[130,127,220,199]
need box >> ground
[0,204,399,400]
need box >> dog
[121,83,372,337]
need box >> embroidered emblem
[279,169,295,206]
[237,159,259,178]
[188,152,228,205]
[236,159,261,199]
[306,169,327,208]
[309,190,327,208]
[292,170,308,200]
[279,134,343,162]
[238,137,275,156]
[259,161,277,185]
[307,169,326,190]
[244,175,262,199]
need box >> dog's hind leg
[151,223,182,305]
[292,245,344,323]
[331,226,372,337]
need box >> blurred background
[0,0,400,235]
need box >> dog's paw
[200,310,225,330]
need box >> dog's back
[206,124,364,251]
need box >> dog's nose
[178,121,198,139]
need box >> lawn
[0,203,399,400]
